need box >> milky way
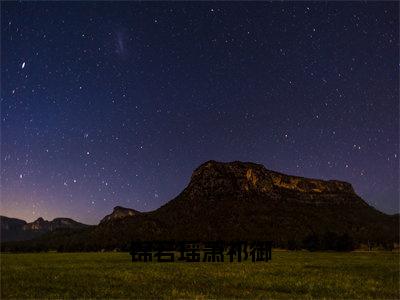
[1,2,398,224]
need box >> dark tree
[303,233,320,251]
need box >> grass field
[1,251,399,299]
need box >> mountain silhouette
[0,216,90,242]
[1,161,398,251]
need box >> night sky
[1,2,398,225]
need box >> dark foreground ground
[1,251,399,299]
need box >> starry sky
[1,2,398,225]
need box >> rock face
[186,160,355,196]
[1,216,89,242]
[100,206,141,224]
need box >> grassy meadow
[1,251,399,299]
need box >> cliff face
[187,160,355,196]
[181,160,362,210]
[186,161,275,195]
[99,206,141,224]
[270,171,354,194]
[23,217,47,231]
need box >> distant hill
[0,215,90,242]
[1,161,398,251]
